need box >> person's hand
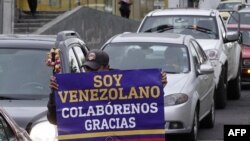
[50,76,58,91]
[161,71,167,87]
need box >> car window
[140,16,219,39]
[240,30,250,45]
[218,15,227,35]
[217,2,241,10]
[191,40,208,63]
[72,46,85,72]
[69,48,81,73]
[103,42,190,73]
[228,12,250,25]
[0,118,8,141]
[190,42,201,66]
[0,49,52,98]
[227,12,250,45]
[239,13,250,24]
[0,115,16,141]
[229,29,250,46]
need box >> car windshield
[0,49,52,99]
[103,42,190,73]
[228,12,250,46]
[228,29,250,46]
[241,29,250,46]
[217,2,241,10]
[140,16,219,39]
[228,12,250,25]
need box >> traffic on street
[198,86,250,141]
[165,86,250,141]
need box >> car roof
[145,9,218,17]
[0,34,56,49]
[108,33,190,45]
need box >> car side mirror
[224,31,239,43]
[198,64,214,75]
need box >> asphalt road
[198,85,250,141]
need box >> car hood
[196,39,220,51]
[0,100,48,129]
[163,73,189,95]
[242,46,250,58]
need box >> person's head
[165,47,181,64]
[83,49,109,72]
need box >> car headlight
[243,59,250,66]
[164,93,188,106]
[30,121,58,141]
[205,49,220,60]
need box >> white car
[137,9,241,109]
[101,32,216,141]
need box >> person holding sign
[47,49,167,125]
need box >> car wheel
[200,97,215,128]
[185,108,199,141]
[215,66,227,109]
[227,62,241,100]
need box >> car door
[190,40,213,116]
[218,15,235,77]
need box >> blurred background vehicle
[0,108,32,141]
[137,8,241,109]
[102,32,215,141]
[227,6,250,83]
[217,0,246,21]
[0,31,88,141]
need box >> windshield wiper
[144,24,174,33]
[185,26,217,35]
[196,26,216,34]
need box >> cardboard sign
[55,69,165,141]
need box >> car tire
[227,62,241,100]
[200,97,215,128]
[215,66,227,109]
[185,108,199,141]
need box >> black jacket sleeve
[47,91,57,125]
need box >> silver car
[137,9,241,109]
[101,33,216,141]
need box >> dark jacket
[47,92,57,125]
